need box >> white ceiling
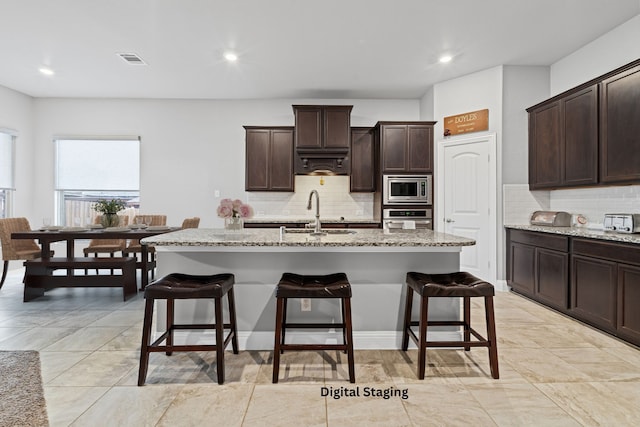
[0,0,638,100]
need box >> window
[54,137,140,225]
[0,129,16,219]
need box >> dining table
[12,226,181,289]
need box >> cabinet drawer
[572,238,640,266]
[508,229,568,251]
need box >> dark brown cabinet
[376,122,435,174]
[507,228,640,347]
[350,127,376,192]
[244,126,294,192]
[527,59,640,189]
[528,85,598,189]
[507,229,569,311]
[600,64,640,184]
[293,105,352,150]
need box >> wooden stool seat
[402,271,499,380]
[138,273,238,385]
[273,272,355,383]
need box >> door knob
[445,218,455,223]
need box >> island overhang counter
[142,228,475,350]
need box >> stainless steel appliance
[383,175,432,205]
[604,213,640,233]
[383,208,432,230]
[530,211,572,227]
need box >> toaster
[603,214,640,233]
[530,211,572,227]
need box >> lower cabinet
[507,229,569,312]
[507,229,640,347]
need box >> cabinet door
[350,128,375,192]
[245,129,270,191]
[294,106,322,149]
[536,248,569,310]
[324,106,351,149]
[600,65,640,183]
[381,125,407,173]
[407,125,433,173]
[617,263,640,344]
[570,254,617,332]
[529,101,562,189]
[508,242,536,296]
[270,129,294,191]
[563,85,598,186]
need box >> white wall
[31,98,419,227]
[551,14,640,95]
[0,85,35,219]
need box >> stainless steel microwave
[383,175,432,205]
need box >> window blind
[55,138,140,191]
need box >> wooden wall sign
[443,109,489,136]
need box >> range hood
[293,105,352,175]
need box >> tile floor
[1,268,640,426]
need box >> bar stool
[272,272,355,383]
[401,271,499,379]
[138,273,238,385]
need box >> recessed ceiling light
[439,55,453,64]
[39,67,54,76]
[224,52,238,62]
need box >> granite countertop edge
[142,228,475,247]
[505,224,640,245]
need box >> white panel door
[441,135,496,281]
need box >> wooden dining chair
[124,215,167,280]
[83,215,129,274]
[181,217,200,229]
[0,217,50,288]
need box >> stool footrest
[281,344,347,351]
[283,322,346,329]
[406,325,488,346]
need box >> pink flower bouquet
[217,198,254,219]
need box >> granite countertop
[141,228,475,248]
[244,217,380,225]
[505,224,640,245]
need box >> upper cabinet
[527,59,640,190]
[245,126,294,192]
[376,122,435,174]
[293,105,353,174]
[350,127,376,192]
[528,85,598,189]
[293,105,352,150]
[600,64,640,184]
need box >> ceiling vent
[117,53,146,65]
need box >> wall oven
[383,208,433,230]
[383,175,432,205]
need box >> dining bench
[22,257,137,302]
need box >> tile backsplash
[246,175,374,220]
[503,184,640,226]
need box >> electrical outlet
[214,190,220,197]
[301,298,311,311]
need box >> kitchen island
[142,228,475,350]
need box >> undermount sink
[284,228,357,235]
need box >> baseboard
[238,330,463,351]
[495,279,509,292]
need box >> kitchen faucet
[307,190,322,234]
